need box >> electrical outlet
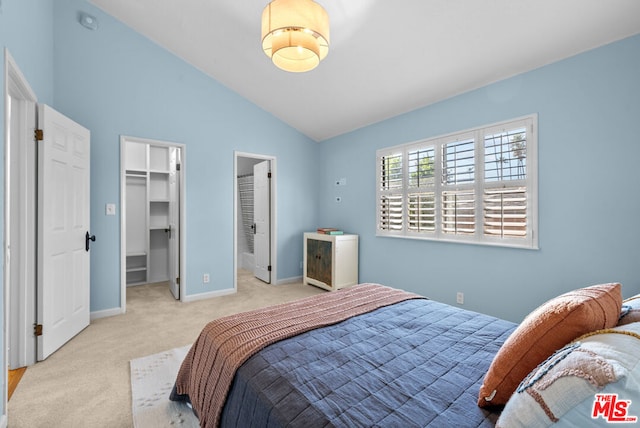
[456,292,464,305]
[203,273,210,284]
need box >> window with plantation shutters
[376,115,538,249]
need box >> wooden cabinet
[303,233,358,291]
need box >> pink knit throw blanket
[174,283,421,427]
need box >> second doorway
[235,152,275,286]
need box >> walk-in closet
[123,138,182,299]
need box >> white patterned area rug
[130,345,199,428]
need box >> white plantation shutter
[376,114,537,249]
[441,137,476,236]
[408,146,435,187]
[442,190,475,235]
[482,122,530,241]
[407,146,436,233]
[484,127,527,182]
[380,194,403,230]
[378,152,403,231]
[380,152,403,190]
[408,192,435,232]
[483,187,527,237]
[442,138,475,185]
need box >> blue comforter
[220,298,516,427]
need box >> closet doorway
[234,152,276,287]
[120,136,186,309]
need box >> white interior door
[37,104,91,361]
[168,147,180,299]
[253,160,271,283]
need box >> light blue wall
[50,0,320,311]
[0,0,55,417]
[319,34,640,323]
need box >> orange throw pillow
[477,283,622,408]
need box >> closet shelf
[125,169,147,176]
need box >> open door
[253,160,271,283]
[36,104,91,361]
[168,147,180,299]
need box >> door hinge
[176,163,181,171]
[267,172,272,179]
[268,265,272,272]
[34,323,43,337]
[35,129,44,141]
[176,277,180,285]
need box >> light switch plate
[106,203,116,215]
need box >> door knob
[85,231,96,252]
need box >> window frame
[376,114,538,249]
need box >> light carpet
[8,272,323,427]
[130,345,198,428]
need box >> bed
[170,282,640,428]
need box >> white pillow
[619,293,640,325]
[497,322,640,427]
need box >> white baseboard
[0,412,7,428]
[90,307,124,321]
[276,275,302,285]
[182,288,236,303]
[90,289,239,316]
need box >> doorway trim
[119,136,187,312]
[4,48,38,375]
[234,151,277,289]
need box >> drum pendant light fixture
[261,0,330,73]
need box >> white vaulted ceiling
[89,0,640,141]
